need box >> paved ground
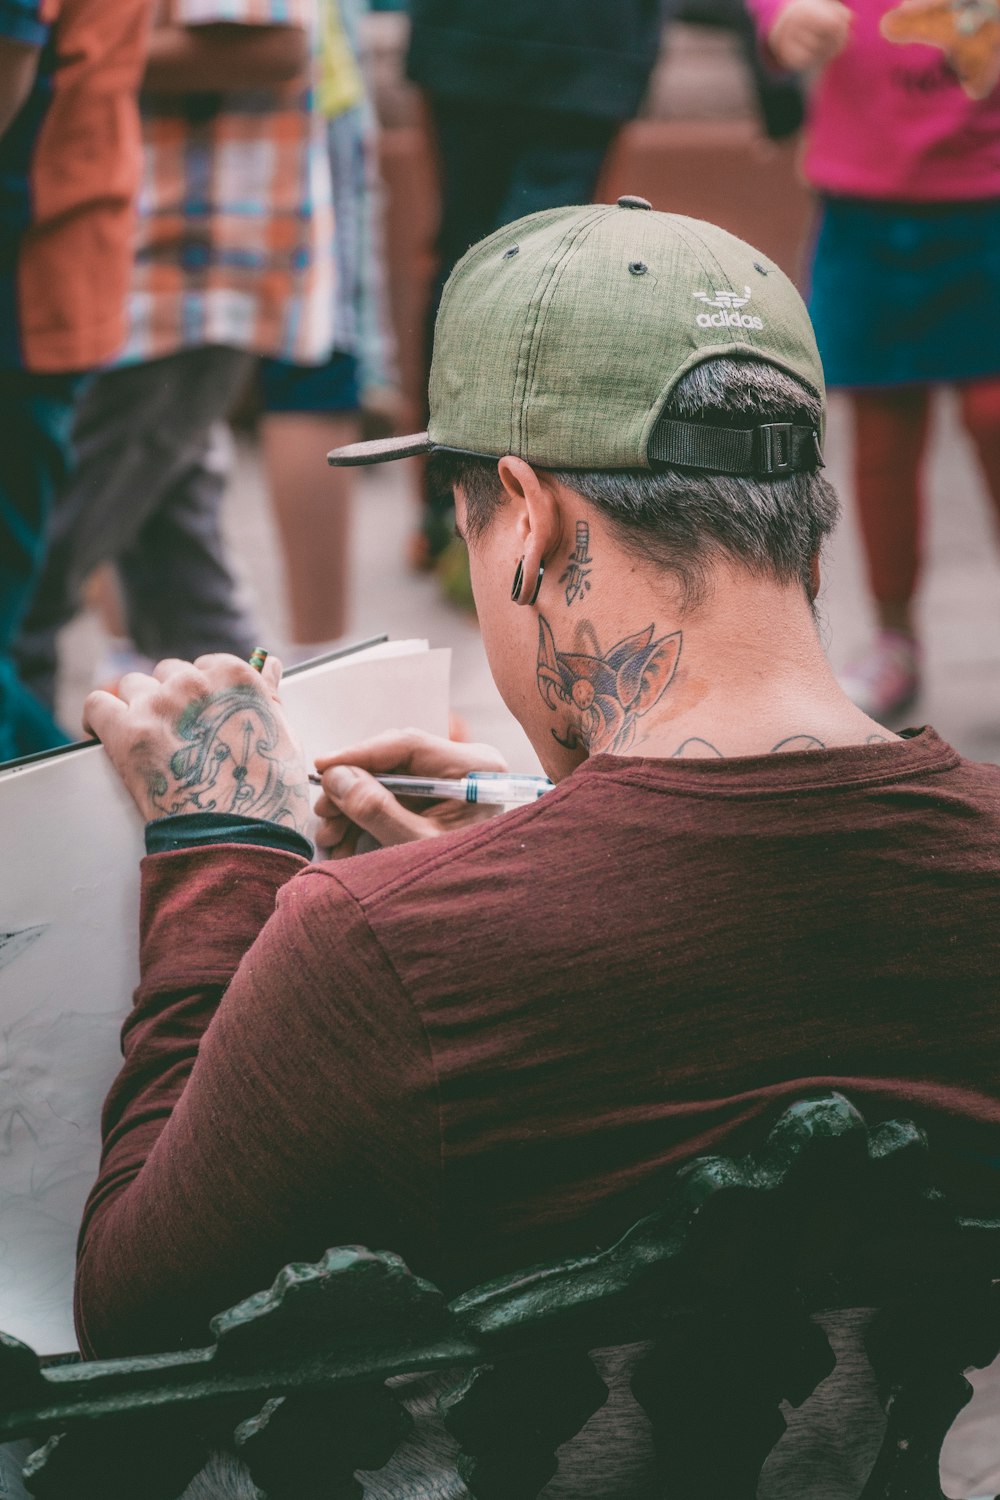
[56,390,1000,764]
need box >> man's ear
[496,456,564,556]
[496,457,568,610]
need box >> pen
[308,770,554,807]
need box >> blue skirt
[807,196,1000,389]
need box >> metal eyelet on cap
[617,195,652,210]
[754,261,769,275]
[502,245,519,260]
[629,260,649,276]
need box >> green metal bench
[1,1091,997,1499]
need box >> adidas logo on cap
[693,285,764,331]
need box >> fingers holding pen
[315,728,508,781]
[312,729,508,857]
[314,765,435,856]
[312,795,360,860]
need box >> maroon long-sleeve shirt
[75,730,1000,1358]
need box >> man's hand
[314,730,508,858]
[84,654,311,834]
[768,0,852,70]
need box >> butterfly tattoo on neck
[536,616,682,754]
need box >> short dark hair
[426,357,839,608]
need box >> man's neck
[534,563,898,774]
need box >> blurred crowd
[0,0,998,761]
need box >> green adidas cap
[328,198,826,477]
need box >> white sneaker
[838,630,920,721]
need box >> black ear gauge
[512,557,544,605]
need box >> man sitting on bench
[79,202,1000,1495]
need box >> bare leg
[957,377,1000,528]
[260,412,357,645]
[852,385,932,639]
[838,388,931,719]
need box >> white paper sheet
[0,641,450,1354]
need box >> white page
[0,642,450,1354]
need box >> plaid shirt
[121,0,335,365]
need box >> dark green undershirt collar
[145,812,313,861]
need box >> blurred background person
[751,0,1000,721]
[670,0,804,141]
[405,0,665,569]
[260,0,401,657]
[0,0,150,762]
[14,0,334,721]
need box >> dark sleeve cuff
[145,812,314,860]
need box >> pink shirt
[747,0,1000,201]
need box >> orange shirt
[0,0,151,372]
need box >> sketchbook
[0,638,450,1355]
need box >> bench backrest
[2,1092,998,1499]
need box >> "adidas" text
[696,311,764,330]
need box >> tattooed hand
[83,654,310,834]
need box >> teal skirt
[807,195,1000,389]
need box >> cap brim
[327,431,432,467]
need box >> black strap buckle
[754,422,795,476]
[647,416,824,476]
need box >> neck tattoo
[536,614,682,754]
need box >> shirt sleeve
[74,845,441,1359]
[0,0,54,47]
[173,0,314,26]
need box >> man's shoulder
[289,729,1000,927]
[302,789,573,912]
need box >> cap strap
[648,419,823,477]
